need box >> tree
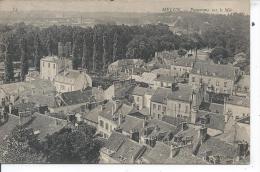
[1,33,14,83]
[20,37,29,81]
[177,49,187,57]
[72,35,78,70]
[112,32,118,62]
[210,47,231,64]
[92,31,97,72]
[3,125,44,163]
[42,123,101,163]
[82,37,87,69]
[102,33,107,71]
[33,34,41,71]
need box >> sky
[0,0,250,14]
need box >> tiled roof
[226,95,250,107]
[191,61,236,80]
[197,110,225,131]
[154,75,176,83]
[104,132,146,163]
[142,141,170,163]
[151,88,172,104]
[172,58,194,67]
[197,137,237,160]
[60,88,93,105]
[167,85,192,103]
[131,86,154,96]
[120,115,144,133]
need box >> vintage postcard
[0,0,250,165]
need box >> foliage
[42,123,101,163]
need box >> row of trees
[0,12,249,83]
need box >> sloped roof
[60,88,93,105]
[172,58,194,67]
[120,115,144,133]
[151,88,172,104]
[167,85,192,103]
[226,95,250,107]
[191,61,236,80]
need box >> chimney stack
[199,127,208,143]
[170,145,179,158]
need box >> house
[150,84,204,123]
[189,61,240,95]
[54,69,92,93]
[170,58,194,78]
[224,95,250,122]
[150,88,171,119]
[151,68,171,77]
[104,79,135,100]
[0,61,21,83]
[128,72,157,86]
[99,131,147,164]
[131,86,155,110]
[166,84,204,123]
[97,101,133,138]
[40,56,72,81]
[153,75,176,89]
[108,59,144,74]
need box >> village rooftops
[197,110,225,131]
[131,86,155,96]
[171,57,195,67]
[167,85,193,103]
[58,87,93,106]
[154,75,176,83]
[226,95,250,107]
[191,61,237,80]
[102,131,146,163]
[98,101,133,123]
[150,88,172,104]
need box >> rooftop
[191,61,237,80]
[154,75,176,83]
[167,85,193,103]
[171,57,194,67]
[131,86,154,96]
[151,88,172,104]
[226,95,250,107]
[59,87,93,106]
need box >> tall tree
[112,32,118,62]
[1,33,14,83]
[102,33,107,71]
[72,38,77,70]
[20,37,29,81]
[92,31,97,72]
[34,34,41,71]
[82,37,87,69]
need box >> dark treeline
[0,12,249,83]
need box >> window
[53,64,56,69]
[178,104,181,112]
[158,105,161,111]
[216,81,219,86]
[105,123,109,130]
[185,105,188,113]
[99,120,104,128]
[153,104,156,110]
[43,62,45,67]
[48,63,50,68]
[163,106,166,112]
[224,82,227,87]
[192,77,195,82]
[110,125,113,132]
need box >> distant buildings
[108,59,144,74]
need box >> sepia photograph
[0,0,251,165]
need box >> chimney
[118,113,122,125]
[199,127,208,143]
[181,122,188,131]
[170,145,179,158]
